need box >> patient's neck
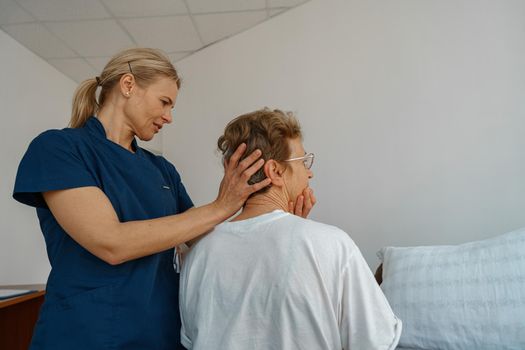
[231,188,289,222]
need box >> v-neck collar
[85,116,142,156]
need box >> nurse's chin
[137,133,156,142]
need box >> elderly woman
[179,108,401,350]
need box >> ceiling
[0,0,309,82]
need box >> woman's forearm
[111,202,228,264]
[43,187,231,265]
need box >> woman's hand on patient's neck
[214,143,272,220]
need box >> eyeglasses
[283,153,314,170]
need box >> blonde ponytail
[70,78,99,128]
[69,48,180,129]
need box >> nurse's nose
[162,110,173,124]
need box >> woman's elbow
[100,249,127,266]
[90,234,128,265]
[89,244,125,265]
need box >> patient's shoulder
[286,215,359,251]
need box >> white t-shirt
[179,210,401,350]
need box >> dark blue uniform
[13,117,193,349]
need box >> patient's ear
[264,160,285,186]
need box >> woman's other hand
[215,143,271,218]
[288,187,316,218]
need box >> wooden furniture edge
[0,291,45,309]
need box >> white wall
[0,29,76,284]
[164,0,525,266]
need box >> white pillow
[377,227,525,350]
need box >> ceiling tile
[268,7,287,17]
[17,0,110,21]
[121,16,201,52]
[268,0,308,7]
[48,57,98,83]
[194,11,267,45]
[187,0,265,14]
[2,22,77,58]
[101,0,188,18]
[0,0,34,25]
[46,20,135,57]
[85,56,112,73]
[168,52,191,63]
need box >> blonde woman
[13,48,314,349]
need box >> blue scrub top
[13,117,193,350]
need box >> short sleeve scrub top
[13,117,193,350]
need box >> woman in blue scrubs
[13,48,315,349]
